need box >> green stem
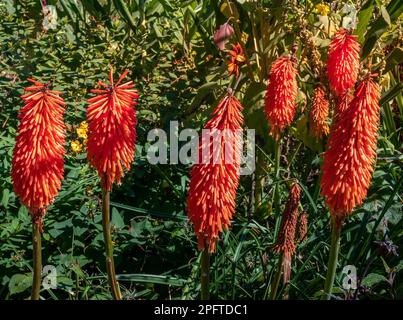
[254,150,265,215]
[270,139,283,300]
[274,139,282,216]
[270,252,283,300]
[31,222,42,300]
[322,220,342,300]
[102,188,122,300]
[200,247,210,300]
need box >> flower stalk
[322,220,342,300]
[102,187,122,300]
[31,221,42,300]
[87,69,138,300]
[200,245,210,300]
[270,252,283,300]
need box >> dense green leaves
[0,0,401,300]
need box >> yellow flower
[71,140,83,153]
[241,32,249,44]
[76,121,88,139]
[79,121,88,129]
[316,3,330,16]
[76,127,88,139]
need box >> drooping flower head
[214,22,234,50]
[11,78,66,228]
[274,182,301,283]
[264,55,298,139]
[309,86,330,139]
[326,28,360,96]
[227,43,246,77]
[296,211,308,243]
[187,91,244,252]
[321,76,380,226]
[86,69,139,191]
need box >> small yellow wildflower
[76,121,88,139]
[241,32,249,44]
[71,140,83,153]
[316,3,330,16]
[79,121,88,129]
[76,127,88,139]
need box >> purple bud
[213,22,234,50]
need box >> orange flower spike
[12,78,66,228]
[187,93,244,252]
[86,69,139,191]
[274,182,301,283]
[327,28,360,96]
[264,56,298,139]
[309,86,330,139]
[321,77,381,225]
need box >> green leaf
[380,5,391,27]
[112,201,186,221]
[189,82,219,108]
[17,206,29,221]
[113,0,137,32]
[242,82,266,110]
[381,256,392,273]
[395,260,403,273]
[384,47,403,73]
[355,0,375,43]
[111,207,125,229]
[380,82,403,106]
[362,1,403,59]
[116,274,186,286]
[1,188,10,208]
[361,273,388,287]
[9,274,32,295]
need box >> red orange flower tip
[321,77,381,224]
[309,86,330,140]
[116,69,130,86]
[86,69,139,191]
[326,28,360,96]
[27,78,44,86]
[264,55,298,139]
[12,78,66,228]
[187,94,244,253]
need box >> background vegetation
[0,0,402,300]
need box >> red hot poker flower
[321,77,381,225]
[264,56,298,139]
[310,86,330,139]
[227,43,246,77]
[274,182,301,283]
[187,93,244,252]
[87,69,139,191]
[326,28,360,97]
[12,78,66,228]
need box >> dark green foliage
[0,0,401,300]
